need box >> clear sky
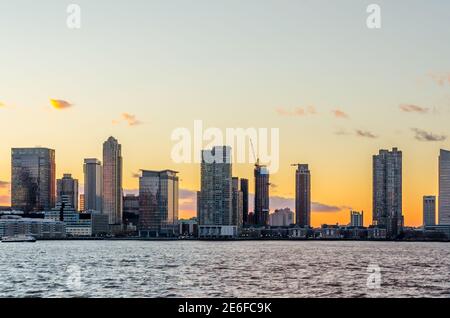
[1,0,450,226]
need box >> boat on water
[1,235,36,243]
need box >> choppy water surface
[0,240,448,298]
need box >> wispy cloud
[412,128,447,142]
[113,113,142,126]
[428,72,450,87]
[399,104,429,114]
[334,128,351,136]
[276,106,316,117]
[355,130,378,139]
[332,109,349,119]
[312,202,351,213]
[0,181,10,188]
[50,99,73,110]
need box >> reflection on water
[0,240,449,298]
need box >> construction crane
[249,138,259,167]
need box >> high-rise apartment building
[102,137,123,226]
[198,146,235,238]
[240,178,249,225]
[83,158,102,212]
[11,148,55,212]
[439,149,450,225]
[373,148,403,237]
[254,163,269,227]
[295,164,311,227]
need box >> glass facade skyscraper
[11,148,55,212]
[139,170,179,236]
[83,158,102,212]
[102,137,123,225]
[240,178,249,225]
[438,149,450,225]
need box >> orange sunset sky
[1,1,450,227]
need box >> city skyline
[1,141,449,228]
[1,1,450,227]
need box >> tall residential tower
[102,137,123,226]
[294,164,311,227]
[439,149,450,225]
[373,148,403,237]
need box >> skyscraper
[56,173,79,210]
[438,149,450,225]
[83,158,102,212]
[139,170,179,237]
[254,163,269,226]
[232,177,243,232]
[240,178,249,225]
[11,148,55,212]
[295,164,311,227]
[373,148,403,237]
[198,146,235,237]
[102,137,123,226]
[423,196,436,226]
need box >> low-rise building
[0,215,65,238]
[178,218,198,237]
[289,227,308,239]
[368,226,387,240]
[198,225,237,239]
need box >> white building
[269,208,294,227]
[198,146,237,238]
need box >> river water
[0,240,448,298]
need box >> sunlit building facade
[102,137,123,226]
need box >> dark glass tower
[240,178,249,225]
[11,148,56,212]
[254,163,269,226]
[295,164,311,227]
[373,148,403,237]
